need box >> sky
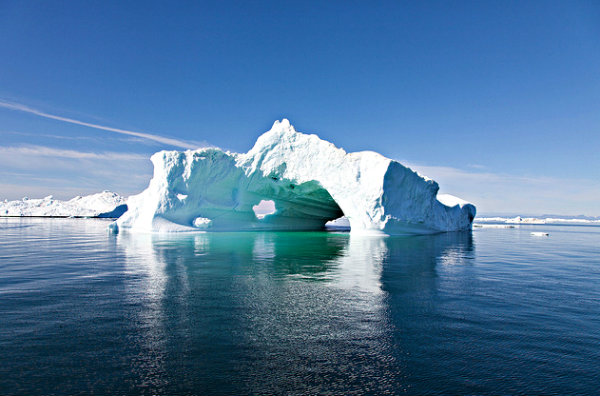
[0,1,599,216]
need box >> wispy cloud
[0,145,148,161]
[405,162,600,216]
[0,100,199,149]
[0,144,153,200]
[0,182,111,201]
[3,130,102,141]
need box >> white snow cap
[113,120,475,235]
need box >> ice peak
[265,119,299,139]
[272,118,292,130]
[247,119,301,156]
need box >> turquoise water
[0,218,599,395]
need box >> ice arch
[113,120,475,235]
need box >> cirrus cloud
[0,99,201,149]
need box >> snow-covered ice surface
[114,120,476,235]
[0,191,127,218]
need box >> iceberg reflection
[113,230,473,394]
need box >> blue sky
[1,1,598,216]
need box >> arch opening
[247,179,346,231]
[253,200,276,219]
[325,216,351,232]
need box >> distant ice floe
[473,224,515,229]
[113,119,476,235]
[0,191,127,218]
[476,216,600,226]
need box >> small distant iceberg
[476,216,600,226]
[113,120,476,235]
[531,232,549,237]
[0,191,127,218]
[473,224,515,229]
[506,216,545,225]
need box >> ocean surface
[0,218,598,395]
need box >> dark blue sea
[0,218,598,395]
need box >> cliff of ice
[0,191,127,218]
[113,120,476,235]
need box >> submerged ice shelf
[113,120,476,235]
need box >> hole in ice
[325,216,350,231]
[253,200,276,219]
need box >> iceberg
[0,191,127,218]
[475,216,600,226]
[113,120,475,235]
